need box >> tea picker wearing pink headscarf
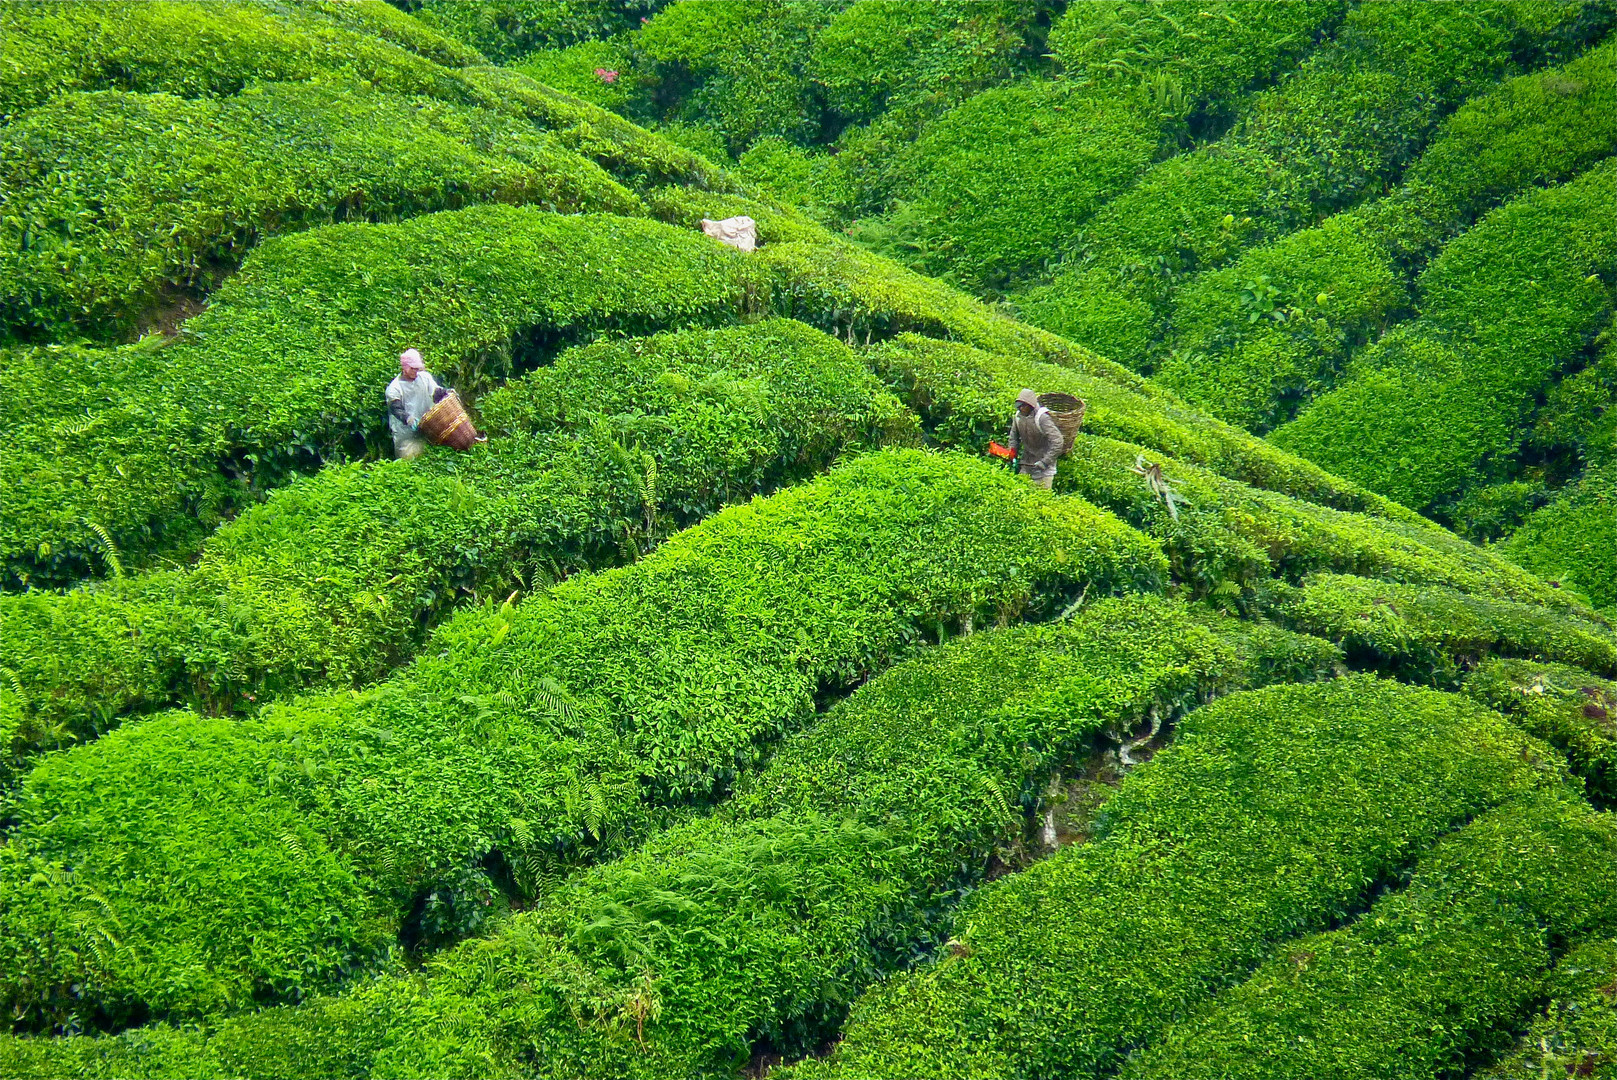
[385,348,449,459]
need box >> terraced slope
[3,5,1615,1078]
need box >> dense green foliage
[4,3,1614,1072]
[1263,573,1617,686]
[0,599,1338,1078]
[1502,461,1617,612]
[857,1,1342,293]
[1480,936,1617,1078]
[789,676,1566,1078]
[403,0,654,64]
[1154,40,1617,431]
[0,81,638,340]
[1272,162,1617,521]
[0,450,1162,1028]
[0,205,747,588]
[1124,794,1617,1079]
[1015,0,1609,365]
[1465,657,1617,804]
[0,321,910,768]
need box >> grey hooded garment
[1007,388,1064,479]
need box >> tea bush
[631,0,838,153]
[1464,657,1617,804]
[809,1,1036,125]
[1016,0,1609,370]
[1263,573,1617,686]
[867,333,1423,521]
[1123,794,1617,1080]
[405,0,645,63]
[787,676,1566,1079]
[1273,163,1616,519]
[1478,936,1617,1079]
[0,597,1340,1077]
[0,320,910,762]
[0,205,747,588]
[867,2,1342,293]
[0,0,475,122]
[0,82,638,340]
[1155,39,1616,431]
[1059,436,1565,605]
[1501,461,1617,613]
[0,449,1163,1027]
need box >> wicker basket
[1038,392,1087,457]
[417,391,481,451]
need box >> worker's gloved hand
[432,386,450,403]
[387,399,411,426]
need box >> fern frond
[86,521,124,579]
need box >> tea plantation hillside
[0,3,1614,1078]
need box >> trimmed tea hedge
[1263,573,1617,686]
[1502,461,1617,613]
[0,205,747,588]
[1059,435,1566,605]
[868,332,1428,523]
[1272,161,1617,518]
[1123,793,1617,1080]
[0,596,1340,1078]
[788,675,1567,1079]
[0,320,911,764]
[1159,16,1617,431]
[1479,936,1617,1079]
[0,0,477,123]
[1,81,639,340]
[1016,0,1608,370]
[873,1,1343,293]
[0,449,1163,1028]
[1464,657,1617,804]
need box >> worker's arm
[387,399,412,427]
[1032,411,1063,470]
[1006,415,1021,455]
[432,386,449,403]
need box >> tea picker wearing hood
[1007,388,1062,489]
[386,348,449,459]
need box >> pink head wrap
[400,348,424,376]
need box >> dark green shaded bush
[1478,936,1617,1079]
[1502,461,1617,613]
[507,37,635,111]
[0,449,1162,1027]
[810,1,1036,125]
[1123,794,1617,1080]
[0,82,638,340]
[0,205,747,588]
[631,0,838,153]
[0,320,911,765]
[405,0,646,63]
[867,2,1343,294]
[1273,162,1617,518]
[788,675,1567,1079]
[1465,657,1617,804]
[1263,573,1617,687]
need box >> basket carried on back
[417,391,482,451]
[1038,392,1087,457]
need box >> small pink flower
[594,68,619,84]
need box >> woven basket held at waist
[1037,393,1086,457]
[417,392,482,451]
